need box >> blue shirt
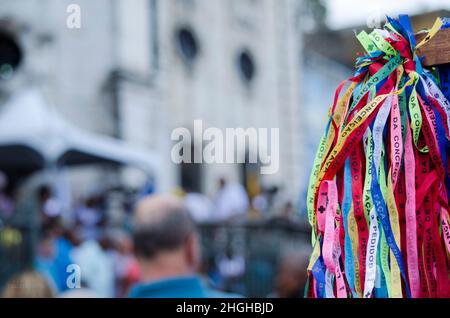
[128,276,241,298]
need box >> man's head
[275,251,309,298]
[132,195,200,281]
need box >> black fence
[0,189,39,289]
[198,220,310,298]
[0,198,311,297]
[0,223,36,288]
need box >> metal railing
[197,219,310,297]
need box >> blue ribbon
[312,254,326,298]
[370,140,411,298]
[342,159,357,297]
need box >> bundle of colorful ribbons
[306,15,450,298]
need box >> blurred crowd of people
[0,173,308,298]
[33,184,141,298]
[183,178,302,224]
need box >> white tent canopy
[0,88,158,175]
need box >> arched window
[175,26,199,65]
[0,32,22,80]
[237,49,256,84]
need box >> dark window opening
[237,49,256,83]
[175,26,199,65]
[0,32,22,80]
[180,143,202,193]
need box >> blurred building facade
[0,0,305,204]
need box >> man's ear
[185,233,200,270]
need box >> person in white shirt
[213,178,249,223]
[184,191,214,223]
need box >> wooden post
[416,28,450,67]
